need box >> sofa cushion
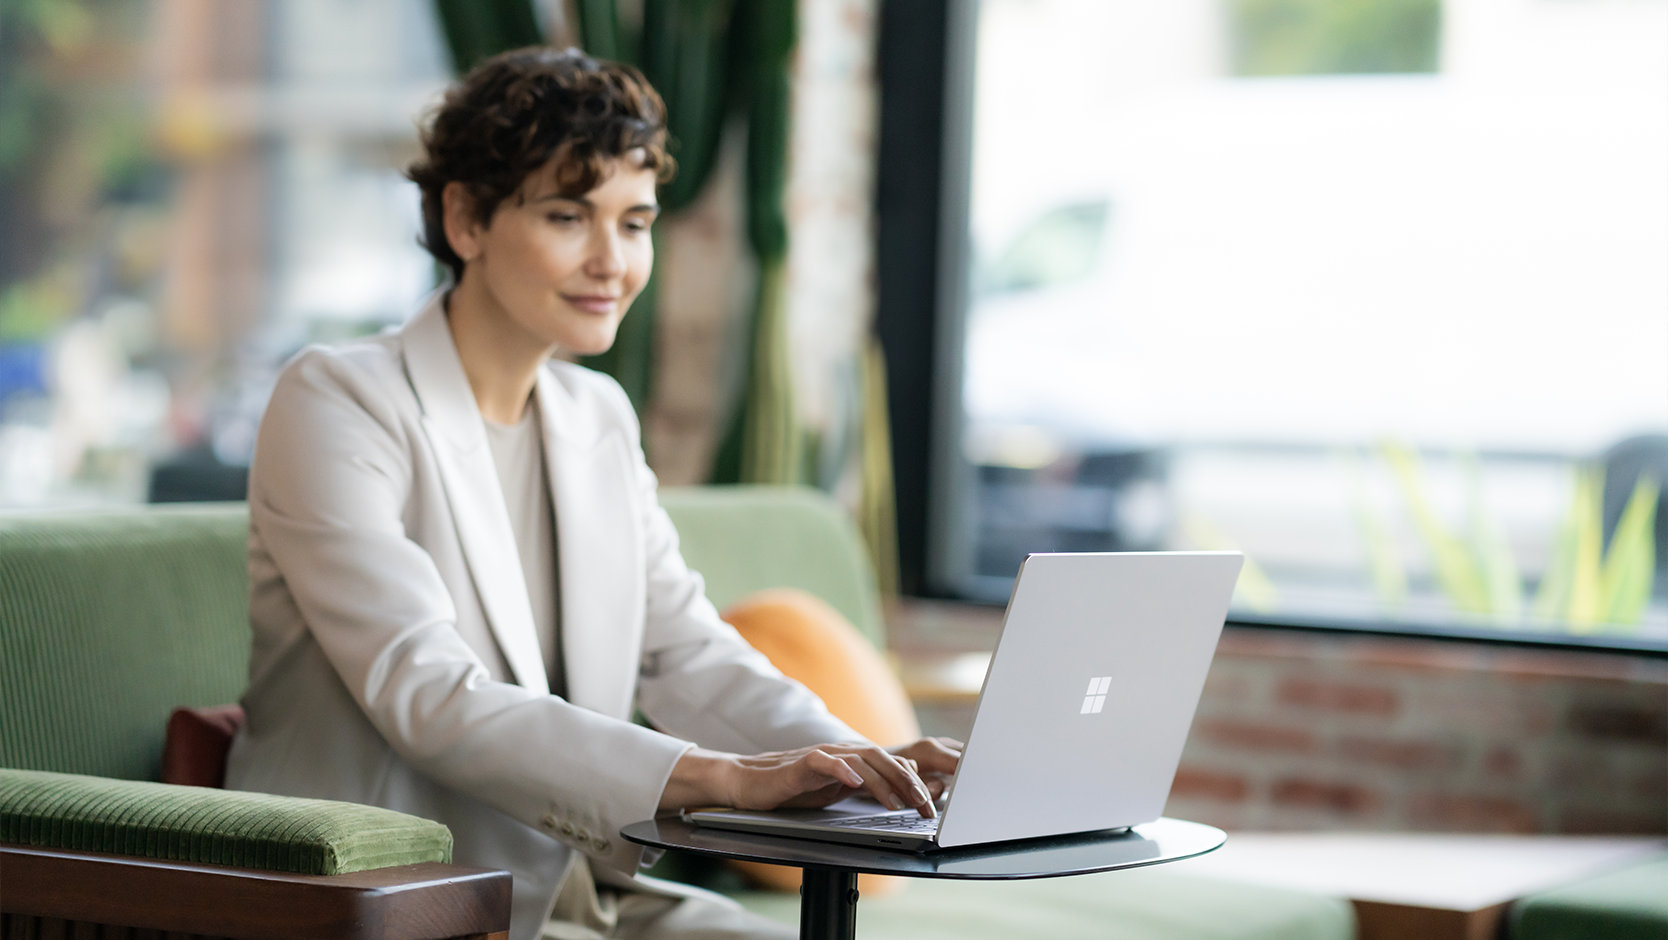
[0,769,452,875]
[1509,853,1668,940]
[660,486,886,647]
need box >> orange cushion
[721,588,919,895]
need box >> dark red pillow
[161,704,246,788]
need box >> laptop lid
[683,550,1243,850]
[932,550,1243,847]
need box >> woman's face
[451,152,660,357]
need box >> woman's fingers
[715,740,960,818]
[802,748,864,789]
[889,736,963,778]
[849,743,935,816]
[745,743,937,816]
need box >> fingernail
[911,784,930,805]
[884,794,903,811]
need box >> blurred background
[0,0,450,504]
[1,0,1664,652]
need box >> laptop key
[825,812,940,833]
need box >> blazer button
[560,823,576,837]
[540,813,559,831]
[593,838,611,852]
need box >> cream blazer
[225,294,860,940]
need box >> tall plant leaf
[738,256,801,484]
[1463,453,1522,622]
[573,0,624,61]
[1566,467,1604,630]
[1599,474,1659,627]
[740,0,793,262]
[1383,442,1489,614]
[433,0,543,73]
[714,0,800,484]
[1345,449,1407,609]
[644,0,735,213]
[1532,471,1577,624]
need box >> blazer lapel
[401,295,551,693]
[536,373,644,720]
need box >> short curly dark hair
[406,46,676,282]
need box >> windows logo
[1081,676,1112,714]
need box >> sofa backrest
[659,485,886,647]
[0,503,250,782]
[0,485,883,783]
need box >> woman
[225,46,960,940]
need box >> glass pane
[957,0,1668,646]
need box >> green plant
[1533,468,1659,631]
[1365,442,1659,632]
[430,1,542,76]
[1344,449,1408,610]
[1381,443,1520,619]
[1227,0,1442,77]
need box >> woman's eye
[546,212,581,225]
[624,218,652,234]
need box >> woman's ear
[442,182,483,265]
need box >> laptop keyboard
[824,812,941,834]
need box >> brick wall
[1174,630,1667,834]
[896,603,1668,836]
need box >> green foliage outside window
[1227,0,1442,77]
[1355,443,1661,634]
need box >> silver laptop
[684,551,1244,851]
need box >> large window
[925,0,1667,648]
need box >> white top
[485,399,563,697]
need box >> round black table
[622,816,1226,940]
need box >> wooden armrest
[1,844,511,940]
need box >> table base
[799,868,858,940]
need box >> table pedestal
[799,868,858,940]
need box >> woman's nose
[585,227,626,277]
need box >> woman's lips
[563,294,620,315]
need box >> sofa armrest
[1,769,511,939]
[1,844,510,940]
[0,769,451,874]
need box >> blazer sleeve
[248,347,690,870]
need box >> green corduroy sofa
[1508,853,1668,940]
[1,486,1357,939]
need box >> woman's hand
[888,735,963,801]
[662,736,963,818]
